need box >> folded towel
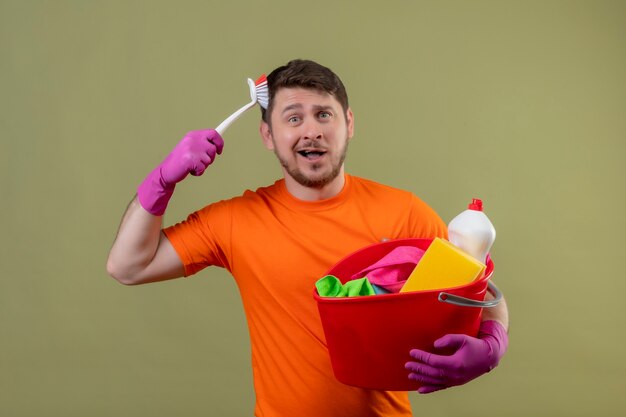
[316,275,376,297]
[350,246,425,293]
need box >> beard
[274,141,349,189]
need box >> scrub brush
[215,74,268,135]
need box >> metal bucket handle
[438,280,502,308]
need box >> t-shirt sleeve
[407,194,448,239]
[162,201,232,277]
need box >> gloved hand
[137,129,224,215]
[405,320,508,394]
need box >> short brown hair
[261,59,349,124]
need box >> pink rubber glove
[405,320,508,394]
[137,129,224,215]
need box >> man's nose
[302,120,323,140]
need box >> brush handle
[215,100,255,136]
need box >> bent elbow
[106,258,139,286]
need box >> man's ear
[260,121,274,150]
[346,107,355,139]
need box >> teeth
[299,151,324,157]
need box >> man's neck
[283,171,346,202]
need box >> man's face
[260,87,354,189]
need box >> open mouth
[297,150,326,160]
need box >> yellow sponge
[399,238,486,293]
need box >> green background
[2,0,624,416]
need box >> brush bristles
[255,74,269,109]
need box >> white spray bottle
[448,198,496,263]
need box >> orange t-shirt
[163,174,447,417]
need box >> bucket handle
[438,280,502,308]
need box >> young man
[107,59,509,417]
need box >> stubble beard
[275,141,349,189]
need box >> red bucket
[313,238,498,391]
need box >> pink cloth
[350,246,425,293]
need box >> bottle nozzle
[468,198,483,211]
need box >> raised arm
[106,129,224,285]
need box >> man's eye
[319,112,331,119]
[288,116,300,123]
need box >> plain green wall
[2,0,625,416]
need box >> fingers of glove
[407,370,445,386]
[176,131,221,176]
[405,361,445,380]
[409,348,456,370]
[189,151,218,176]
[189,162,207,177]
[203,129,224,154]
[197,149,216,168]
[433,333,469,351]
[407,370,448,394]
[179,151,209,177]
[191,131,222,163]
[408,348,433,364]
[417,384,447,394]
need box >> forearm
[481,285,509,331]
[407,281,509,392]
[106,196,166,284]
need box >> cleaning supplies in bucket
[349,246,425,293]
[448,198,496,263]
[316,236,486,296]
[398,198,496,293]
[316,276,376,297]
[316,245,426,297]
[399,237,485,293]
[313,238,496,391]
[316,199,497,296]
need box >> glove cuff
[137,167,175,216]
[478,320,509,368]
